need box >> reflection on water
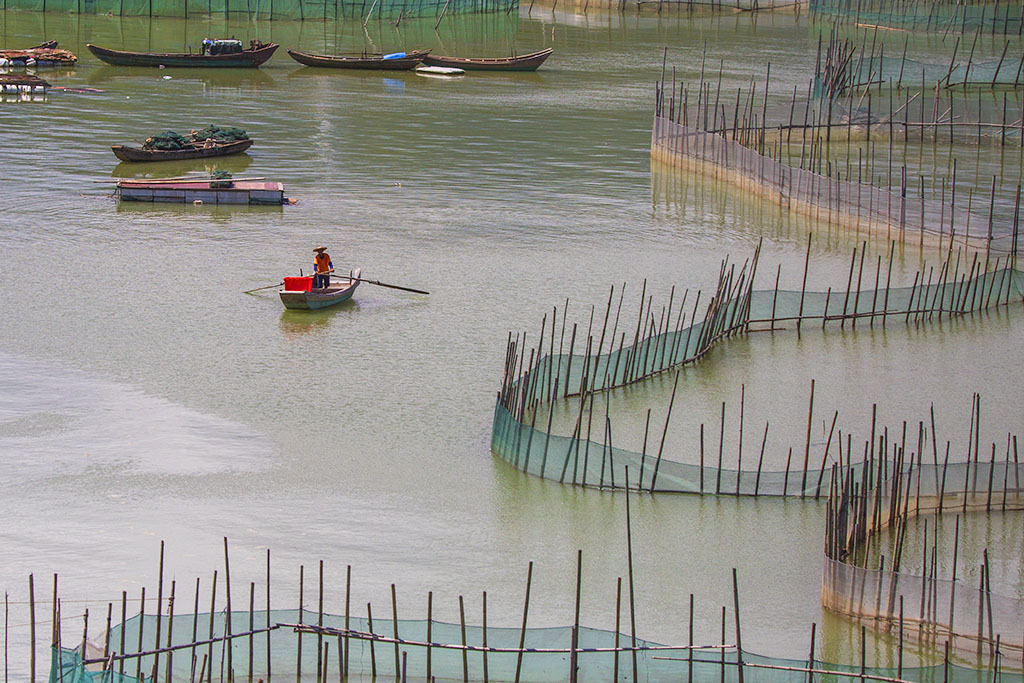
[114,196,285,214]
[278,299,361,336]
[87,64,276,87]
[111,153,254,177]
[0,65,78,78]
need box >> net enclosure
[651,113,1024,255]
[49,607,1024,682]
[3,0,514,20]
[824,435,1024,660]
[809,0,1024,34]
[492,245,1024,495]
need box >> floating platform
[115,178,288,205]
[0,41,78,68]
[0,73,50,91]
[415,65,465,77]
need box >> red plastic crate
[283,276,313,292]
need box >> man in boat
[313,246,333,289]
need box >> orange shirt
[314,252,332,274]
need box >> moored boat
[279,269,361,310]
[286,49,429,70]
[86,41,278,68]
[420,48,552,72]
[111,138,253,162]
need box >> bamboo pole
[28,575,35,683]
[344,566,350,682]
[319,563,325,683]
[625,467,638,683]
[571,550,582,683]
[732,569,744,683]
[392,585,400,682]
[513,562,533,683]
[296,566,303,683]
[801,379,815,495]
[223,538,233,681]
[482,592,489,683]
[458,596,468,683]
[155,542,165,680]
[426,592,432,682]
[267,552,272,683]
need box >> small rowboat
[286,49,429,71]
[279,269,361,310]
[111,138,253,162]
[86,42,278,68]
[420,48,552,72]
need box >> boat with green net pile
[111,126,253,162]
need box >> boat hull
[286,49,429,70]
[87,43,278,68]
[420,48,552,72]
[111,138,253,162]
[279,270,361,310]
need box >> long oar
[243,282,283,294]
[350,276,429,295]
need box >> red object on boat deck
[283,276,313,292]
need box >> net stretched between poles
[492,252,1024,495]
[50,608,1024,682]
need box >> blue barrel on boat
[382,52,406,60]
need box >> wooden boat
[286,49,429,71]
[116,177,287,205]
[111,138,253,162]
[420,48,552,72]
[279,269,361,310]
[86,42,278,68]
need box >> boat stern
[278,290,311,310]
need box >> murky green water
[0,7,1022,676]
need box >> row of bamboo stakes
[25,537,965,682]
[496,245,761,488]
[28,461,1023,682]
[25,0,513,21]
[823,392,1024,667]
[561,0,1024,21]
[657,43,1024,159]
[809,0,1024,36]
[527,0,795,16]
[494,237,1022,494]
[817,27,1024,96]
[660,44,1024,155]
[653,46,1024,252]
